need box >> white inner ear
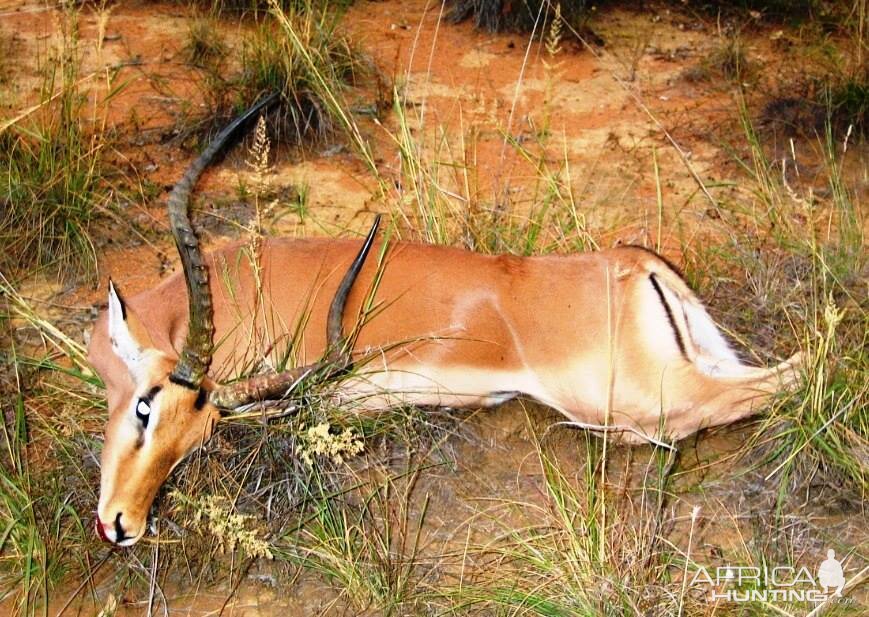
[108,282,146,375]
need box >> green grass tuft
[180,0,370,152]
[0,9,111,281]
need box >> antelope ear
[107,280,155,377]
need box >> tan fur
[90,238,800,543]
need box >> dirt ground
[1,0,866,614]
[2,0,767,298]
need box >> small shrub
[687,1,819,21]
[447,0,598,36]
[759,68,867,138]
[155,1,356,20]
[184,1,367,148]
[684,33,750,83]
[184,17,229,68]
[828,73,867,134]
[711,34,750,81]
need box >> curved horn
[210,214,382,409]
[168,93,279,388]
[326,214,382,361]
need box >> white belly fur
[337,365,537,410]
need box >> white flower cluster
[174,491,273,560]
[299,421,364,467]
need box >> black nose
[114,512,129,543]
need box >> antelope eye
[135,399,151,428]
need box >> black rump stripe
[626,244,687,282]
[648,273,687,359]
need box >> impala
[89,96,801,545]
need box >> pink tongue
[95,518,109,542]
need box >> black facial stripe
[135,385,162,430]
[194,387,208,411]
[114,512,127,543]
[143,385,163,403]
[649,273,687,359]
[136,403,150,429]
[169,374,199,391]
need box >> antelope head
[94,94,380,545]
[95,280,220,545]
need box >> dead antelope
[90,96,801,546]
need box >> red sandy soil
[3,0,751,306]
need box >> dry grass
[0,7,113,281]
[179,0,370,152]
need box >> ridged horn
[168,93,279,388]
[210,214,382,409]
